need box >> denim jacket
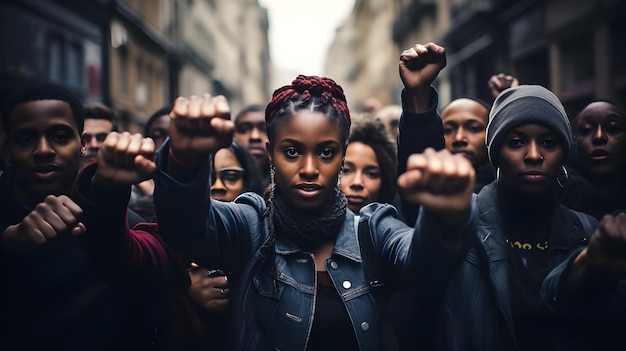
[435,182,596,351]
[153,141,478,351]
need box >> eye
[604,122,625,135]
[365,169,381,179]
[52,132,71,143]
[235,123,252,134]
[284,146,299,158]
[341,166,353,175]
[255,123,267,133]
[542,138,557,148]
[319,147,336,160]
[220,170,244,183]
[443,126,454,135]
[577,124,593,136]
[13,132,34,146]
[468,124,484,133]
[508,138,524,149]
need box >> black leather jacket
[432,182,596,351]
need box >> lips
[589,149,610,161]
[248,146,266,156]
[31,165,59,180]
[346,195,367,206]
[521,171,546,182]
[295,183,322,198]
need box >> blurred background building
[0,0,623,130]
[330,0,626,118]
[0,0,271,132]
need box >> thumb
[135,155,157,176]
[71,222,86,236]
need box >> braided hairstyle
[265,75,351,146]
[261,75,351,287]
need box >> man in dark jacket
[0,82,182,350]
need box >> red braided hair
[265,75,351,144]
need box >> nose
[88,135,101,148]
[450,128,468,148]
[211,176,226,190]
[592,126,607,145]
[454,127,466,142]
[250,127,261,141]
[524,141,543,164]
[299,155,319,179]
[34,136,55,156]
[349,171,364,189]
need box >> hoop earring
[496,167,500,182]
[557,165,568,189]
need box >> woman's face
[268,111,344,211]
[211,148,245,202]
[499,123,564,195]
[575,101,626,179]
[341,141,381,213]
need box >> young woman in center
[153,75,478,351]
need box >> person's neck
[497,181,557,226]
[580,168,624,186]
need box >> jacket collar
[274,210,362,262]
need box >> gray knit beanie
[486,85,572,167]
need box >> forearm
[542,249,622,315]
[397,87,444,175]
[408,200,477,291]
[153,142,217,265]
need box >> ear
[80,131,87,156]
[266,140,273,164]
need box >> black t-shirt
[507,227,559,351]
[306,271,359,351]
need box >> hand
[399,42,446,90]
[488,73,519,99]
[96,132,156,186]
[188,263,230,314]
[2,195,85,249]
[575,213,626,276]
[168,94,234,168]
[397,148,475,229]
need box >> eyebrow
[13,123,76,134]
[509,129,557,138]
[279,138,340,147]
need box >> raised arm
[153,95,258,268]
[73,131,177,275]
[397,43,447,223]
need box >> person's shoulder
[233,192,267,215]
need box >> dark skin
[2,129,156,251]
[399,42,447,113]
[566,212,626,291]
[2,100,86,249]
[488,73,519,100]
[574,101,626,182]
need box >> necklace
[506,239,549,251]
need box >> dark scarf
[273,186,347,251]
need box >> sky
[258,0,356,82]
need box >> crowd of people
[0,41,625,351]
